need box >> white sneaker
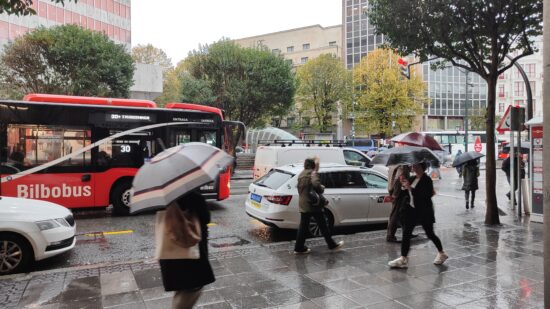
[388,257,408,268]
[434,252,448,265]
[329,241,344,251]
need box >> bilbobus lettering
[16,184,92,199]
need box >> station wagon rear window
[254,169,294,189]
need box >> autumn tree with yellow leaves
[353,48,428,137]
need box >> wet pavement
[1,167,544,308]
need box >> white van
[252,145,371,180]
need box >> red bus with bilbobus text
[0,94,245,215]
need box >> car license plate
[251,200,261,209]
[250,193,262,203]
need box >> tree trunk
[484,77,500,225]
[542,0,550,305]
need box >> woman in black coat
[462,160,479,209]
[388,162,448,269]
[159,191,215,309]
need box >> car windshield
[254,169,294,189]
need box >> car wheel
[111,181,132,216]
[0,233,33,275]
[308,211,334,237]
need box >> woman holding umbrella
[388,162,448,268]
[130,143,234,308]
[462,160,479,209]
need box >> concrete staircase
[236,153,255,170]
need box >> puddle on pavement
[209,236,250,248]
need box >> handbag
[155,205,201,260]
[308,187,321,207]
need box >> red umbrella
[391,132,443,151]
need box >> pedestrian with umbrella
[130,143,233,308]
[388,162,448,269]
[462,160,480,209]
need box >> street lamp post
[464,70,470,152]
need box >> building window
[498,73,505,79]
[514,82,524,97]
[272,48,280,54]
[302,117,310,127]
[301,57,308,64]
[286,117,295,127]
[285,59,293,65]
[329,41,337,46]
[514,99,524,107]
[529,81,536,94]
[498,85,505,97]
[525,63,536,77]
[302,43,310,50]
[287,46,294,53]
[498,103,505,113]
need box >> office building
[0,0,131,47]
[496,37,543,119]
[0,1,162,100]
[234,24,341,68]
[342,0,487,131]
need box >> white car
[246,163,392,236]
[0,196,76,275]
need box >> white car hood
[0,196,71,221]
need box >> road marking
[81,230,134,237]
[208,223,217,227]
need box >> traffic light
[397,58,410,79]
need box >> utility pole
[542,0,550,305]
[464,70,470,152]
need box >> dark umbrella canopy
[371,146,440,166]
[391,132,444,151]
[452,151,485,167]
[502,142,530,154]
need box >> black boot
[471,200,475,208]
[466,201,469,209]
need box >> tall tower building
[0,0,131,48]
[342,0,487,131]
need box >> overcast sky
[131,0,342,66]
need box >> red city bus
[0,94,245,215]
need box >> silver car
[245,163,392,237]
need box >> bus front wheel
[111,181,132,216]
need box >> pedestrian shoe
[433,252,449,265]
[388,257,408,268]
[471,202,475,209]
[293,248,311,255]
[386,237,399,243]
[329,241,344,251]
[466,202,469,209]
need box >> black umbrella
[370,146,440,166]
[502,142,530,154]
[452,151,485,167]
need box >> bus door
[1,124,96,208]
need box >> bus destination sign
[106,113,155,123]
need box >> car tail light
[383,196,392,203]
[265,195,292,205]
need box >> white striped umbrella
[130,142,234,214]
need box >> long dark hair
[176,191,210,225]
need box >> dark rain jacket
[461,164,479,191]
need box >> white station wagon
[246,163,392,236]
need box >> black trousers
[401,221,443,257]
[294,212,337,251]
[465,190,476,204]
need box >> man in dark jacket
[294,157,343,254]
[502,154,525,202]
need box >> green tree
[369,0,542,225]
[296,54,351,133]
[353,48,426,137]
[131,44,173,73]
[0,0,73,15]
[155,61,186,106]
[185,40,296,126]
[0,24,134,98]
